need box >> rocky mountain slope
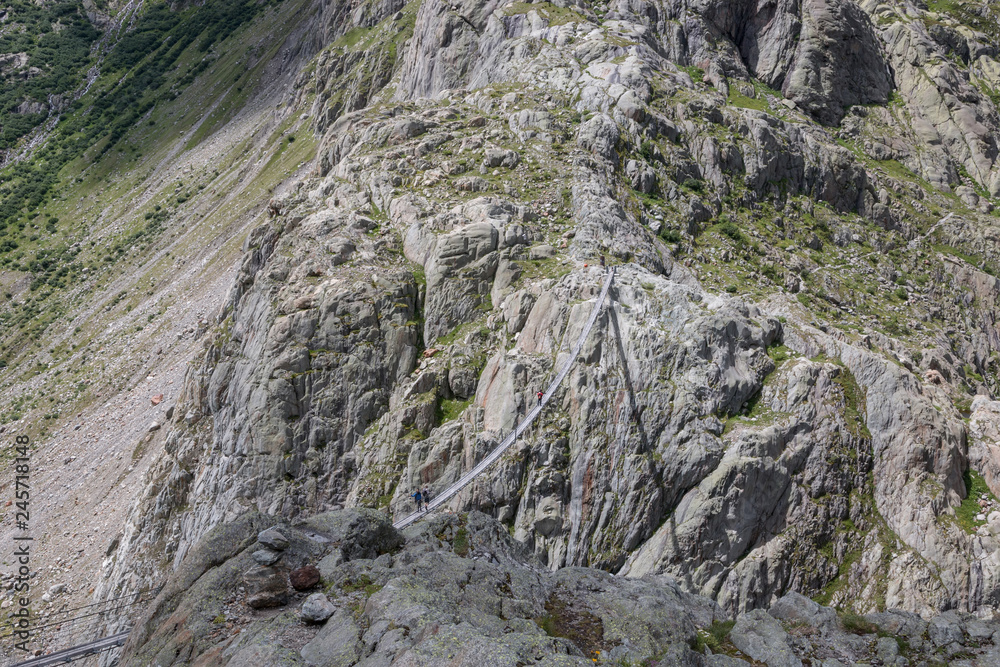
[0,0,337,660]
[118,508,1000,666]
[7,0,1000,662]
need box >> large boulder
[693,0,891,124]
[781,0,892,124]
[729,609,801,667]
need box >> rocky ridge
[120,508,1000,666]
[84,0,1000,649]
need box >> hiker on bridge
[390,265,614,533]
[422,487,431,509]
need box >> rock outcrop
[94,0,1000,645]
[121,509,1000,666]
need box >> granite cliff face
[94,0,1000,646]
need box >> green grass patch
[340,574,382,596]
[954,468,998,534]
[931,243,997,276]
[660,227,682,243]
[411,262,426,288]
[839,610,878,635]
[832,365,871,439]
[437,397,472,425]
[679,65,704,84]
[519,256,571,283]
[814,543,862,606]
[680,176,704,193]
[336,26,373,49]
[713,220,743,243]
[728,90,770,113]
[723,342,795,430]
[964,363,984,384]
[692,620,736,654]
[453,527,470,556]
[768,343,792,366]
[433,320,487,347]
[873,159,917,182]
[533,592,608,658]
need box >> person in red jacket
[536,390,543,406]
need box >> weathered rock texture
[121,509,1000,666]
[100,0,1000,641]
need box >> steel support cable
[394,268,615,530]
[2,588,158,625]
[7,631,131,667]
[0,596,152,641]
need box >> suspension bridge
[4,588,158,666]
[6,268,614,664]
[393,267,615,529]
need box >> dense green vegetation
[0,1,100,149]
[0,0,295,364]
[0,0,284,254]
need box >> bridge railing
[1,587,157,666]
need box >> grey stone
[252,549,281,566]
[928,611,964,647]
[769,592,838,632]
[730,609,802,667]
[300,610,362,666]
[876,636,899,662]
[528,244,555,260]
[483,148,519,169]
[782,0,892,124]
[258,527,290,551]
[576,114,619,161]
[706,655,751,665]
[943,640,968,657]
[317,550,345,582]
[456,175,490,191]
[626,159,656,194]
[327,237,356,265]
[865,610,928,638]
[300,592,336,623]
[422,220,499,343]
[243,565,290,609]
[964,616,993,641]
